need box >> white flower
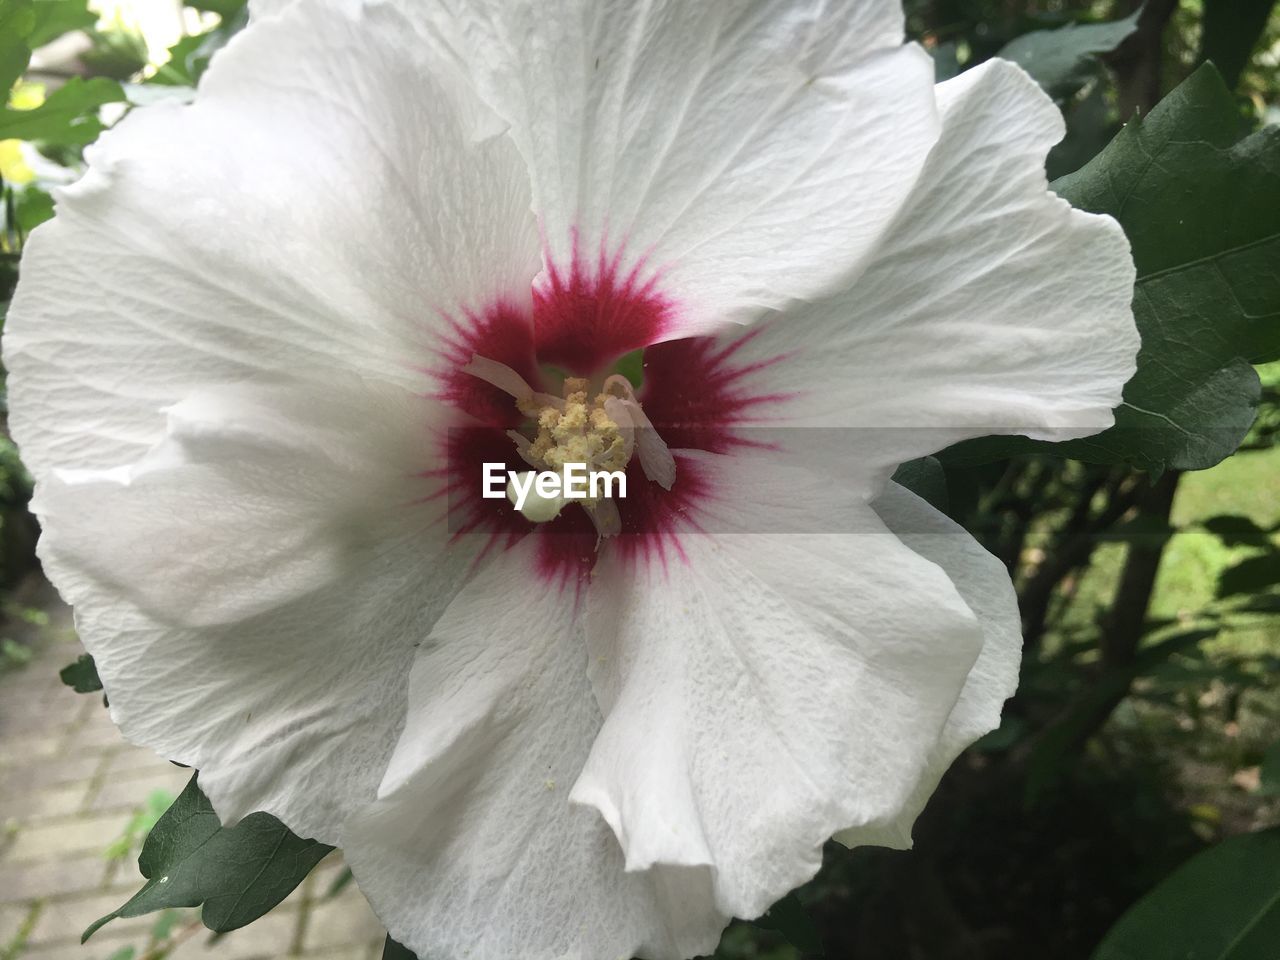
[3,1,1138,958]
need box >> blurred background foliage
[0,1,1278,959]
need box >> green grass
[1046,428,1280,835]
[1161,446,1277,610]
[1052,438,1279,642]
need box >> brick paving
[0,582,386,960]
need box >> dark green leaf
[1260,742,1280,797]
[753,892,823,955]
[1093,827,1280,959]
[996,8,1140,101]
[27,0,96,48]
[84,775,332,942]
[1236,592,1280,614]
[946,65,1280,474]
[1217,553,1280,598]
[1203,514,1272,546]
[383,936,418,960]
[1,252,19,319]
[0,0,36,93]
[1200,0,1278,90]
[972,715,1028,753]
[0,76,126,145]
[59,653,101,693]
[1054,64,1280,468]
[890,456,949,513]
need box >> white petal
[36,375,439,625]
[424,0,938,335]
[4,0,538,481]
[715,58,1138,465]
[34,375,477,841]
[836,481,1023,849]
[344,540,728,960]
[571,452,985,920]
[247,0,288,16]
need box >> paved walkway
[0,580,387,960]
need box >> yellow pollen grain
[519,381,629,503]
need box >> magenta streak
[431,238,797,581]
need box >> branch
[1018,469,1139,650]
[1108,0,1182,117]
[1098,470,1181,668]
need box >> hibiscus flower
[3,0,1138,957]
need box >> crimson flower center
[461,355,676,538]
[435,247,785,582]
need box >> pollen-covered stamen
[463,355,676,537]
[516,377,631,539]
[523,378,628,478]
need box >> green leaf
[324,866,354,899]
[148,31,215,87]
[0,76,125,145]
[890,456,949,513]
[105,789,176,862]
[1217,553,1280,598]
[1093,827,1280,959]
[613,348,644,390]
[996,8,1140,101]
[1200,0,1278,90]
[148,907,183,941]
[753,891,823,955]
[79,24,148,81]
[1260,742,1280,797]
[972,715,1028,754]
[59,653,102,692]
[1054,64,1280,468]
[1203,514,1272,546]
[383,936,418,960]
[27,0,96,48]
[149,5,247,87]
[0,0,36,94]
[15,185,53,233]
[1,637,32,664]
[946,65,1280,474]
[187,0,247,17]
[84,775,332,942]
